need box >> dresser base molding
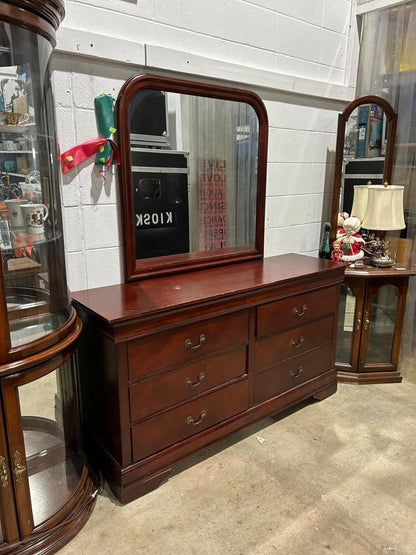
[86,368,336,504]
[337,370,402,384]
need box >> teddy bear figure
[338,216,365,262]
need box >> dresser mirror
[329,95,397,245]
[116,74,268,281]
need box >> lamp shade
[351,184,369,223]
[361,185,406,231]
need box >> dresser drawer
[254,315,334,371]
[254,345,333,403]
[131,379,248,461]
[128,310,249,379]
[256,286,338,338]
[129,345,247,421]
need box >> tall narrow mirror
[116,75,268,281]
[330,95,397,246]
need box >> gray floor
[60,381,416,554]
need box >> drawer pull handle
[293,304,307,317]
[187,410,207,426]
[185,372,205,388]
[290,335,304,348]
[355,311,362,331]
[185,333,206,350]
[289,366,304,379]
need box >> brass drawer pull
[293,304,307,317]
[289,366,304,379]
[185,372,205,388]
[0,456,9,488]
[13,451,26,484]
[186,410,207,426]
[290,335,305,348]
[185,333,206,350]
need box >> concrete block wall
[54,0,357,291]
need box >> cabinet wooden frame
[116,74,269,281]
[336,267,415,383]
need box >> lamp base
[363,256,395,268]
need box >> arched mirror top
[330,94,397,245]
[116,74,268,281]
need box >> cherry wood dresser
[72,253,344,503]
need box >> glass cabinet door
[336,280,365,371]
[360,284,399,369]
[0,398,19,547]
[1,355,85,536]
[0,18,71,361]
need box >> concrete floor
[60,381,416,555]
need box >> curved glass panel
[366,284,398,364]
[0,22,70,352]
[336,284,356,364]
[17,358,84,527]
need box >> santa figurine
[338,216,365,262]
[336,212,349,239]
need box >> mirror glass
[116,75,268,281]
[341,103,386,218]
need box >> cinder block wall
[54,0,357,291]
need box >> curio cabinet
[0,2,97,553]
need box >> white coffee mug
[5,199,28,229]
[20,203,49,234]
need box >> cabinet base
[1,466,98,555]
[337,370,402,384]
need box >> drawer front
[128,310,249,379]
[132,379,248,461]
[256,286,338,338]
[254,315,334,371]
[130,345,247,421]
[254,345,333,403]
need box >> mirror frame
[329,94,397,245]
[116,74,269,281]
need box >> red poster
[198,159,226,250]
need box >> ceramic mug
[20,203,49,234]
[18,113,29,125]
[4,199,28,229]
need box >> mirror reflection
[341,102,387,217]
[129,90,259,259]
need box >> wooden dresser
[72,253,344,503]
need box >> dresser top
[71,254,345,324]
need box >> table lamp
[350,184,369,222]
[360,183,406,266]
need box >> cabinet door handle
[355,311,362,331]
[289,366,304,379]
[186,410,207,426]
[0,456,9,488]
[364,310,370,331]
[185,333,206,350]
[13,451,26,484]
[293,304,307,317]
[290,335,304,348]
[185,371,205,388]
